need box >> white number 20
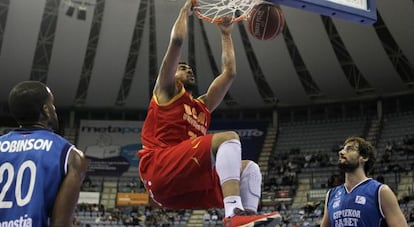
[0,161,36,208]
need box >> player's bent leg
[210,132,282,226]
[240,161,262,212]
[214,133,244,217]
[216,139,242,186]
[211,131,240,154]
[222,161,281,227]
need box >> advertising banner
[78,192,100,204]
[210,120,268,162]
[77,120,142,176]
[76,119,268,175]
[117,192,149,206]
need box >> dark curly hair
[8,81,50,125]
[344,136,377,174]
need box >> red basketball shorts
[138,134,224,209]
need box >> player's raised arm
[154,0,193,104]
[201,17,236,112]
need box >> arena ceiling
[0,0,413,111]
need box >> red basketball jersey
[141,84,211,150]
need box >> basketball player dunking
[137,0,280,226]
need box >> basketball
[247,3,285,41]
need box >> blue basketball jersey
[0,128,74,226]
[327,178,386,227]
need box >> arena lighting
[77,5,87,20]
[65,0,75,17]
[64,0,94,20]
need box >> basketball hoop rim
[192,11,248,24]
[191,0,260,24]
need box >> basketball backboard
[265,0,377,24]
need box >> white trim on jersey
[378,184,386,218]
[64,145,75,174]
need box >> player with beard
[137,0,280,226]
[320,136,407,227]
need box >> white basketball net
[193,0,262,23]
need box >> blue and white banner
[76,119,268,175]
[77,120,142,175]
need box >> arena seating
[71,110,414,226]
